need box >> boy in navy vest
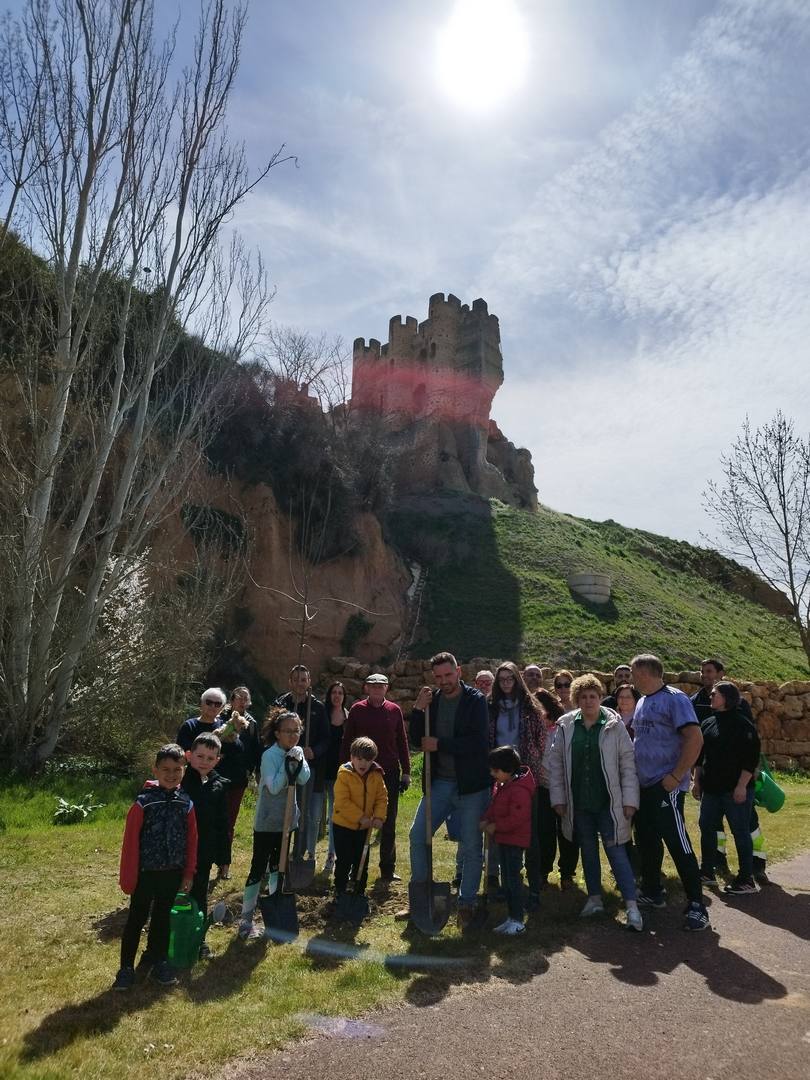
[114,744,198,990]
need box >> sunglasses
[203,698,223,706]
[555,682,571,690]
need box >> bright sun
[436,0,529,112]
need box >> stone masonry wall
[319,657,810,771]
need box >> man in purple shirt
[341,673,410,882]
[631,653,709,931]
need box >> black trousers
[189,860,213,938]
[636,782,703,904]
[120,868,182,968]
[333,823,370,895]
[499,843,525,923]
[379,770,400,874]
[245,830,284,887]
[534,785,579,882]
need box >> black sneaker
[754,869,770,886]
[113,966,135,991]
[723,877,757,896]
[700,870,718,885]
[150,961,178,987]
[637,890,666,909]
[682,902,710,931]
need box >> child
[332,736,388,897]
[181,732,231,957]
[480,745,536,936]
[238,709,310,938]
[115,744,198,990]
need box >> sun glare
[436,0,529,112]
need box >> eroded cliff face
[152,474,410,689]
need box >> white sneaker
[493,918,512,933]
[625,907,644,932]
[580,896,605,917]
[502,920,525,936]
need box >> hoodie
[119,780,197,895]
[482,766,536,848]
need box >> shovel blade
[286,856,316,892]
[334,892,370,923]
[259,891,299,942]
[408,880,452,936]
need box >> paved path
[219,854,810,1080]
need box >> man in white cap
[341,673,410,882]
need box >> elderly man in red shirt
[341,673,411,882]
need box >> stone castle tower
[351,293,537,509]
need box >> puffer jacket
[547,708,639,845]
[332,761,388,830]
[482,766,536,848]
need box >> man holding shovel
[402,652,491,932]
[341,673,410,883]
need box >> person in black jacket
[692,681,761,895]
[404,651,490,930]
[276,664,329,860]
[182,732,231,957]
[214,686,261,879]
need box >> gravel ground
[216,852,810,1080]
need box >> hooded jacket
[119,780,198,895]
[547,708,640,845]
[482,766,536,848]
[332,760,389,830]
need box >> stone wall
[319,657,810,771]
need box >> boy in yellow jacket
[332,736,388,896]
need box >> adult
[276,664,329,860]
[613,683,640,738]
[535,688,580,889]
[690,658,765,882]
[488,662,547,907]
[176,687,226,750]
[547,674,642,930]
[474,670,495,698]
[693,681,761,895]
[521,664,544,695]
[341,673,410,882]
[213,686,261,879]
[631,653,709,931]
[321,681,349,874]
[405,651,490,930]
[602,665,633,710]
[553,670,574,711]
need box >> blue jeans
[409,779,490,907]
[293,776,325,858]
[574,808,637,902]
[499,843,525,922]
[699,788,755,880]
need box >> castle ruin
[351,293,537,509]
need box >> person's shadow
[730,883,810,941]
[185,935,269,1003]
[22,982,154,1061]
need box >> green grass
[387,499,808,680]
[1,770,809,1080]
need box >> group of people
[113,651,767,987]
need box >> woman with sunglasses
[553,671,574,711]
[176,687,227,750]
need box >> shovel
[259,758,302,941]
[288,696,317,890]
[334,828,372,922]
[408,700,452,936]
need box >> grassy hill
[385,497,807,681]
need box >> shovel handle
[423,700,432,849]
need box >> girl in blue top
[238,709,310,938]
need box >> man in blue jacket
[405,651,490,930]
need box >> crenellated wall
[318,658,810,771]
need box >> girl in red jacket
[480,745,536,936]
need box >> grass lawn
[1,769,809,1080]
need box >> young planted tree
[0,0,287,769]
[704,412,810,668]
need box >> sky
[218,1,809,544]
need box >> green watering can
[168,893,206,967]
[754,758,786,814]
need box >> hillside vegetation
[387,498,807,680]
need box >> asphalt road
[218,853,810,1080]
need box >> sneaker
[754,869,770,886]
[237,919,255,940]
[637,890,666,909]
[493,917,512,933]
[723,877,757,896]
[580,896,605,917]
[150,961,178,987]
[625,907,644,932]
[501,920,526,936]
[700,870,717,885]
[113,966,135,991]
[682,902,710,932]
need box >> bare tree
[704,412,810,667]
[261,323,351,416]
[0,0,289,769]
